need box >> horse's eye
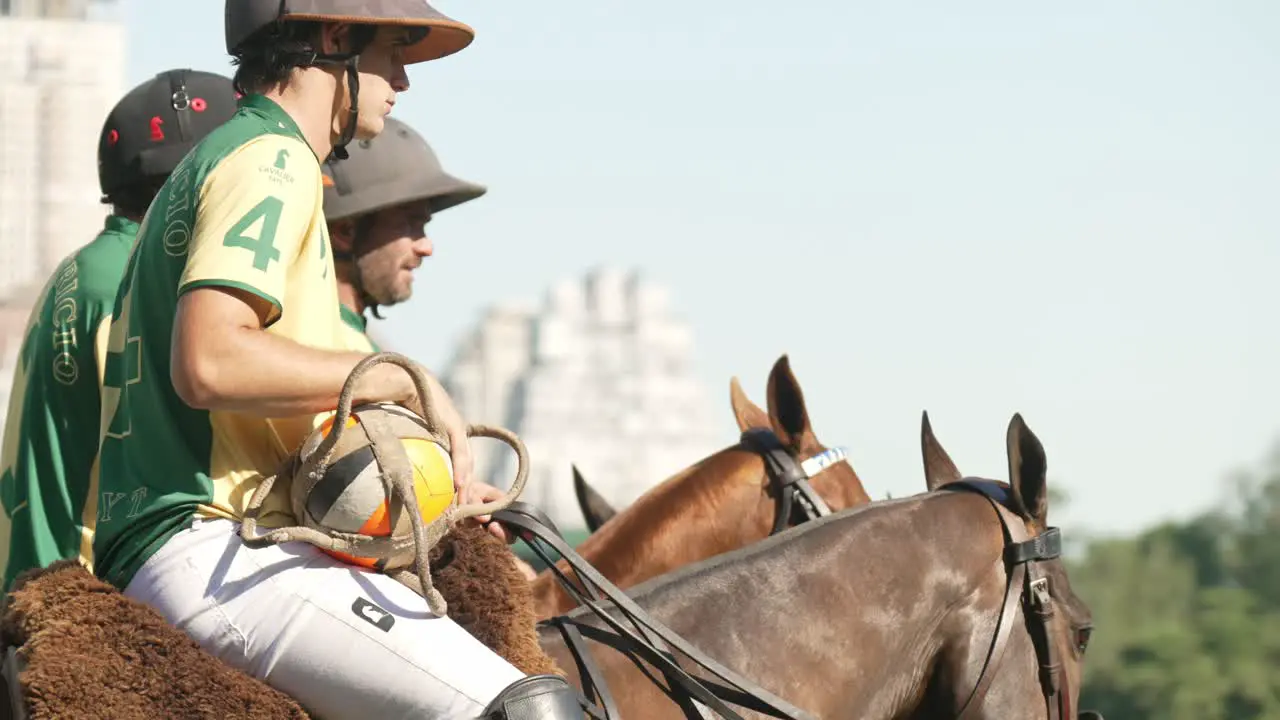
[1075,626,1093,654]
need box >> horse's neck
[621,496,1001,719]
[845,495,1014,718]
[581,461,748,573]
[528,494,693,616]
[531,461,750,617]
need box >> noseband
[948,480,1074,720]
[739,428,848,534]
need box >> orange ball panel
[318,414,360,436]
[319,435,456,570]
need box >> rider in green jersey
[0,70,237,593]
[94,3,583,717]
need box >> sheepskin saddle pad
[0,560,309,720]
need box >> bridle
[947,479,1081,720]
[738,428,849,534]
[729,445,1079,718]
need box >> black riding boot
[481,674,584,720]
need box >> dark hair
[230,20,380,96]
[229,20,324,95]
[103,178,166,219]
[351,213,388,319]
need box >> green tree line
[1071,441,1280,719]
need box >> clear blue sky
[117,0,1280,538]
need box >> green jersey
[92,96,358,590]
[0,215,137,592]
[338,304,380,352]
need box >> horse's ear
[573,464,617,532]
[1006,413,1049,527]
[729,376,770,432]
[921,411,962,491]
[766,354,819,453]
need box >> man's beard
[356,248,412,306]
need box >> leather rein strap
[738,429,844,534]
[515,431,849,719]
[496,502,817,720]
[948,480,1069,720]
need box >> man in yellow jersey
[321,118,540,579]
[94,3,582,718]
[0,69,237,593]
[321,116,485,356]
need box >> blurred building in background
[0,0,125,441]
[0,305,29,447]
[443,267,724,531]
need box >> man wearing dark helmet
[0,69,238,594]
[92,3,582,718]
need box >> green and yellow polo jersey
[93,95,368,590]
[0,216,136,592]
[338,304,379,352]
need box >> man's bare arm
[172,285,415,415]
[170,285,474,487]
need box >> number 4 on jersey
[223,196,284,271]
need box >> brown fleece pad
[0,560,310,720]
[429,520,563,676]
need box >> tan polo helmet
[322,116,486,222]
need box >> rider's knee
[482,674,584,720]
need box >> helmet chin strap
[330,59,360,160]
[307,55,361,160]
[304,26,377,160]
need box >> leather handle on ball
[308,352,447,472]
[327,353,531,521]
[452,424,531,521]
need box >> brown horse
[536,413,1100,719]
[530,355,872,618]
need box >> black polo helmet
[97,69,238,200]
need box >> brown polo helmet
[225,0,475,65]
[321,117,486,222]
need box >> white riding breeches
[123,517,525,720]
